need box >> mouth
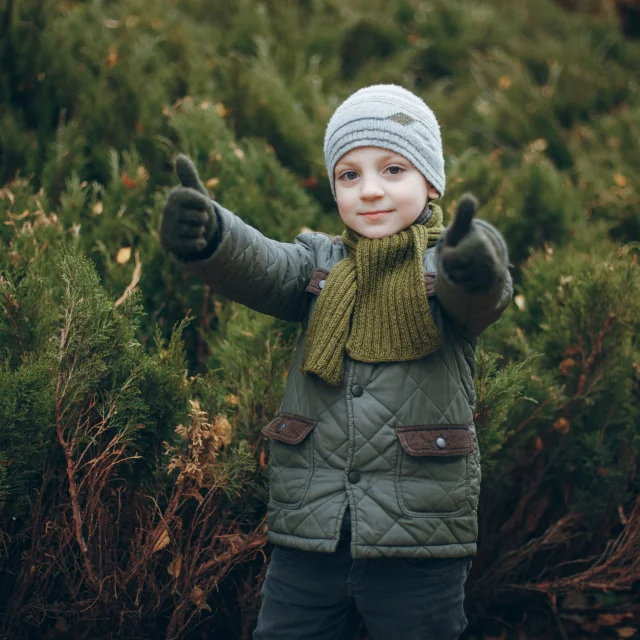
[360,209,392,217]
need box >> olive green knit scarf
[301,204,446,386]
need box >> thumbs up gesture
[160,154,218,261]
[439,194,502,293]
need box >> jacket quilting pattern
[184,204,512,558]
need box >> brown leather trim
[305,267,331,295]
[261,413,317,444]
[424,272,436,297]
[396,424,474,457]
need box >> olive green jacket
[182,203,512,559]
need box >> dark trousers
[253,518,472,640]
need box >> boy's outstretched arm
[434,194,513,337]
[160,154,317,322]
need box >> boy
[160,84,512,640]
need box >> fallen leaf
[116,247,132,264]
[152,527,170,553]
[259,448,266,468]
[167,554,182,578]
[613,174,627,187]
[580,621,600,634]
[92,202,103,215]
[232,146,245,161]
[514,294,526,311]
[205,177,220,189]
[215,102,229,118]
[559,358,576,375]
[497,75,512,89]
[597,613,626,626]
[189,586,211,610]
[617,628,637,639]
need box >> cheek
[336,191,355,216]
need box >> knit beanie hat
[324,84,446,200]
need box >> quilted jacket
[182,202,512,559]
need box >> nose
[359,174,384,200]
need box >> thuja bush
[0,207,269,637]
[468,241,640,619]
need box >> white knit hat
[324,84,446,200]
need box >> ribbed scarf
[301,204,445,386]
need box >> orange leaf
[497,75,512,89]
[105,50,118,68]
[559,358,576,375]
[121,171,138,189]
[553,417,570,433]
[116,247,132,264]
[259,447,266,468]
[613,174,627,187]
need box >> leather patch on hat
[387,112,416,126]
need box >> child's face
[334,146,440,239]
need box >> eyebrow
[335,152,405,171]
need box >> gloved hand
[439,194,502,294]
[160,154,218,261]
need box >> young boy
[160,84,512,640]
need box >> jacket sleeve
[176,202,318,322]
[434,219,513,337]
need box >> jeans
[253,514,472,640]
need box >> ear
[427,184,441,200]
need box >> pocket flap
[305,268,331,296]
[262,413,317,444]
[396,424,474,457]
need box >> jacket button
[352,384,363,397]
[435,437,446,449]
[348,471,361,483]
[318,279,326,289]
[276,423,287,433]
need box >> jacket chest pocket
[261,413,317,509]
[394,424,474,518]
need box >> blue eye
[387,166,404,175]
[339,170,358,181]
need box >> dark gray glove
[160,154,218,261]
[439,194,503,294]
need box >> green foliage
[486,241,640,521]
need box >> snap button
[435,437,446,449]
[318,279,326,289]
[348,471,361,483]
[276,422,287,433]
[351,384,363,397]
